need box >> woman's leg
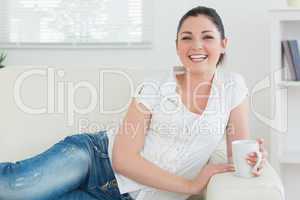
[0,134,91,200]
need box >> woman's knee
[54,136,92,172]
[0,175,44,200]
[0,139,91,200]
[0,162,49,199]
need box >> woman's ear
[175,39,179,55]
[221,37,228,53]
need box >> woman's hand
[246,138,268,176]
[189,163,235,195]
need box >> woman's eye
[181,37,191,40]
[203,36,214,40]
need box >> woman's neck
[182,69,216,87]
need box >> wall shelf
[270,9,300,170]
[277,81,300,87]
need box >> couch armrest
[206,162,285,200]
[203,137,285,200]
[188,136,285,200]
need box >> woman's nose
[192,40,203,49]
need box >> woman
[0,6,267,200]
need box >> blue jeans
[0,131,134,200]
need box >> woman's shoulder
[134,70,174,111]
[217,68,247,86]
[138,70,176,94]
[217,69,249,110]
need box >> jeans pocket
[101,179,121,197]
[88,179,122,200]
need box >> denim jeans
[0,131,134,200]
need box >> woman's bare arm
[112,99,194,194]
[226,98,250,162]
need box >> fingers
[215,164,235,174]
[246,138,268,176]
[247,138,268,164]
[252,165,263,176]
[247,152,268,164]
[257,138,264,152]
[245,155,264,176]
[257,138,268,159]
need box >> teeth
[189,54,207,62]
[190,54,207,59]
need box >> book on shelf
[281,40,300,81]
[282,40,296,80]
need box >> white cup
[232,140,262,178]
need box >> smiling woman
[176,7,226,68]
[0,6,268,200]
[176,16,226,72]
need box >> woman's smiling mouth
[189,54,208,62]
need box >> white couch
[0,66,285,200]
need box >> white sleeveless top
[107,67,248,200]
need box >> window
[0,0,152,48]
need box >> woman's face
[176,15,227,74]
